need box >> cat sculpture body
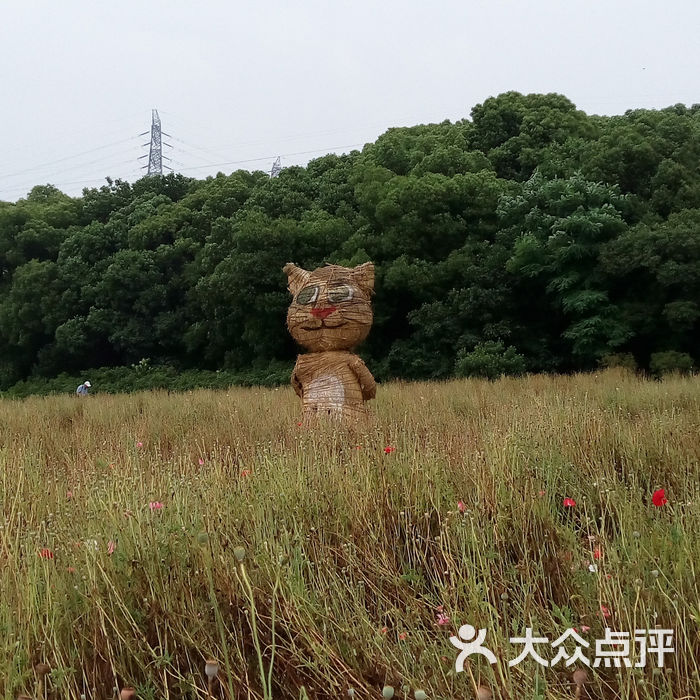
[283,262,376,421]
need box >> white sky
[1,0,698,201]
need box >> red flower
[383,446,396,454]
[563,497,576,508]
[593,547,602,560]
[39,548,54,559]
[457,500,466,513]
[241,469,252,478]
[652,489,667,507]
[600,605,611,618]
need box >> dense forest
[1,92,698,393]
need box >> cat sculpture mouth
[301,320,348,331]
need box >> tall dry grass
[0,370,698,699]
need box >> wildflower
[581,625,591,633]
[652,489,668,507]
[136,441,143,448]
[593,547,602,560]
[39,548,54,559]
[600,605,611,618]
[198,458,205,466]
[240,469,251,478]
[382,687,394,699]
[563,497,576,507]
[67,566,76,574]
[149,501,164,511]
[436,612,450,626]
[383,446,396,454]
[399,632,407,641]
[379,626,388,635]
[538,490,546,496]
[457,500,465,513]
[66,490,73,500]
[588,564,598,573]
[297,422,302,426]
[107,540,116,556]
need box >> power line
[176,142,366,173]
[0,135,142,181]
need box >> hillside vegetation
[1,93,699,393]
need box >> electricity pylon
[270,156,282,178]
[139,109,172,175]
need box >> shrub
[649,351,694,377]
[599,352,637,371]
[454,341,526,380]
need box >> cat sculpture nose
[311,306,337,320]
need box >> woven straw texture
[284,262,376,421]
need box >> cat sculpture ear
[351,262,375,295]
[283,263,311,296]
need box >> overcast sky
[1,0,698,201]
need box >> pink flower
[600,605,611,618]
[399,632,407,641]
[383,446,396,454]
[436,612,450,626]
[563,497,576,508]
[136,441,143,448]
[107,540,116,556]
[457,500,466,513]
[581,625,591,633]
[538,490,546,496]
[39,548,54,559]
[149,501,164,511]
[241,469,251,478]
[379,626,388,635]
[66,566,76,574]
[66,490,73,500]
[652,489,668,507]
[198,458,205,466]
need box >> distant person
[76,380,91,397]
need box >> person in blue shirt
[76,380,91,396]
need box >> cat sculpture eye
[296,285,320,305]
[327,285,354,303]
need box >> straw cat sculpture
[283,262,376,421]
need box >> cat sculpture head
[283,262,374,353]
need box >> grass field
[1,370,699,700]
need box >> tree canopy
[1,92,698,390]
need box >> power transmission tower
[139,109,173,176]
[270,156,282,178]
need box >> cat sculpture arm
[349,355,376,401]
[291,362,303,398]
